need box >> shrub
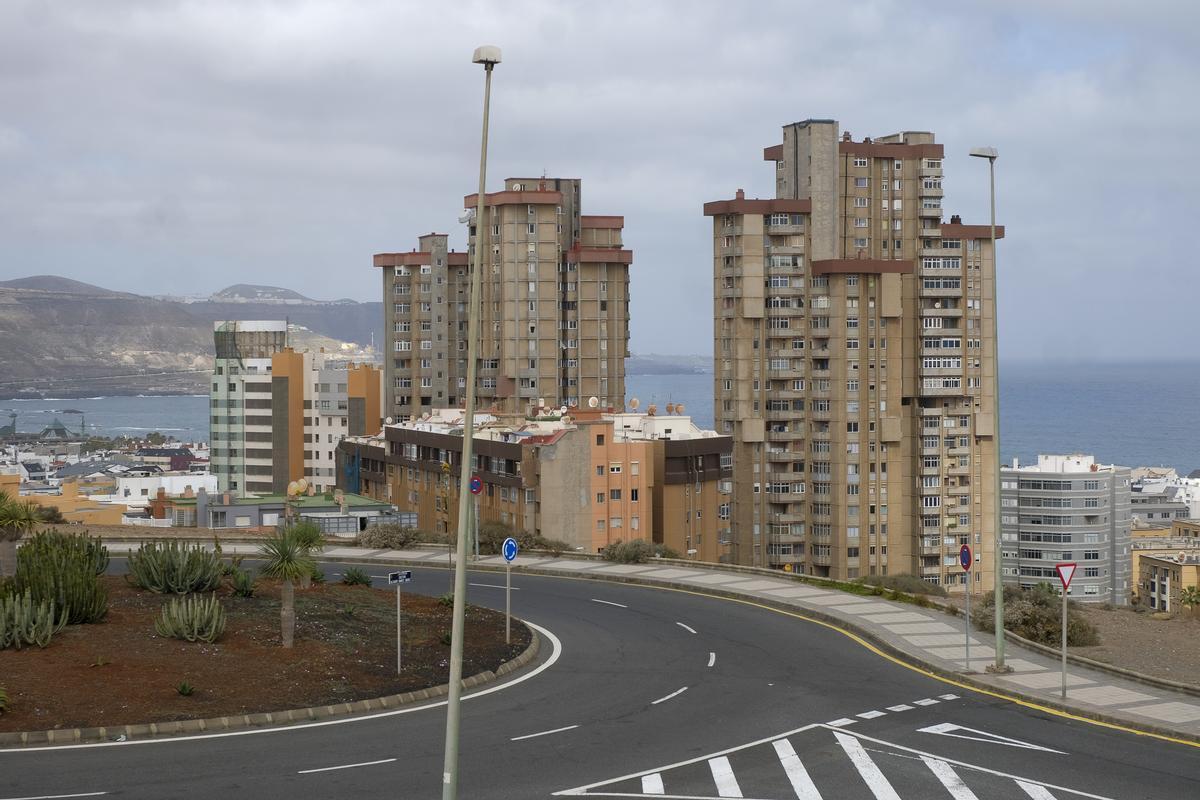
[155,594,226,643]
[601,539,656,564]
[974,584,1099,647]
[14,532,108,624]
[230,568,256,598]
[36,506,67,525]
[341,567,371,586]
[856,573,949,597]
[440,631,451,646]
[438,592,455,607]
[357,524,420,550]
[309,566,326,585]
[127,541,222,595]
[538,538,574,556]
[176,681,195,697]
[0,685,6,713]
[0,589,67,649]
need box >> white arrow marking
[917,723,1066,753]
[676,622,697,634]
[298,757,396,774]
[707,651,716,667]
[591,598,627,608]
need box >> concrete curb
[0,623,540,749]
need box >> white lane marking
[827,717,856,727]
[1017,781,1059,799]
[939,693,960,700]
[835,732,902,800]
[772,738,822,799]
[707,755,744,798]
[913,698,939,706]
[551,724,824,796]
[857,710,886,719]
[676,622,697,634]
[0,794,108,800]
[590,598,628,608]
[918,723,1066,753]
[922,756,980,800]
[298,757,396,774]
[510,724,579,742]
[651,686,689,705]
[1,621,562,753]
[469,582,520,590]
[640,773,665,794]
[707,651,716,667]
[830,728,1115,800]
[886,704,914,712]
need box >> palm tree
[289,520,323,590]
[1180,585,1200,616]
[0,490,39,578]
[257,528,316,648]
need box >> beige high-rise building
[377,177,631,420]
[705,119,1002,595]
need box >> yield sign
[1055,562,1077,590]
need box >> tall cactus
[0,589,66,649]
[14,531,108,624]
[154,593,226,643]
[127,541,222,594]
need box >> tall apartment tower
[210,321,381,497]
[705,119,1002,594]
[1001,454,1132,605]
[377,177,632,420]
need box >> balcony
[948,464,970,476]
[769,513,806,524]
[768,429,807,442]
[767,244,805,256]
[918,205,943,218]
[920,286,962,299]
[765,223,805,236]
[919,166,944,178]
[766,409,800,422]
[919,186,945,198]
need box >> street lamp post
[969,146,1008,673]
[441,44,500,800]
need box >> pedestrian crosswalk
[555,725,1116,799]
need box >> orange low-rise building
[1,473,128,526]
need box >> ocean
[4,362,1196,473]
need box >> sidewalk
[106,540,1200,743]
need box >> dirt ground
[1069,604,1200,687]
[0,575,529,732]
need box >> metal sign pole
[475,495,480,561]
[965,582,971,668]
[505,561,511,645]
[1061,588,1068,699]
[397,582,403,676]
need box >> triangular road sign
[1056,562,1077,590]
[917,722,1066,753]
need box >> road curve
[2,561,1198,799]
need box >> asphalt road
[2,559,1197,799]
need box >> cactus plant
[341,567,371,586]
[0,589,67,649]
[14,532,108,624]
[154,593,226,643]
[0,685,7,713]
[230,567,255,598]
[127,541,222,594]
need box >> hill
[0,276,382,397]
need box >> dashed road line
[827,717,857,727]
[298,757,396,774]
[590,598,627,608]
[887,704,915,712]
[858,710,887,720]
[0,794,108,800]
[676,622,697,634]
[707,651,716,667]
[914,698,940,706]
[651,686,689,705]
[510,724,579,742]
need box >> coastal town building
[376,177,632,421]
[210,321,382,497]
[1000,454,1132,604]
[1138,553,1200,612]
[705,119,1000,592]
[337,405,731,559]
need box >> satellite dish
[647,404,657,416]
[629,397,640,410]
[559,405,568,415]
[665,402,676,415]
[676,403,686,415]
[561,415,572,425]
[385,417,394,425]
[287,481,299,496]
[296,477,309,494]
[588,396,599,408]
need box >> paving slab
[685,574,759,585]
[854,611,934,623]
[723,579,792,591]
[1000,671,1095,690]
[591,564,659,575]
[927,645,997,660]
[1122,701,1200,724]
[760,586,831,598]
[801,594,881,606]
[1067,686,1158,707]
[904,633,982,648]
[827,602,900,615]
[882,622,958,635]
[637,568,706,580]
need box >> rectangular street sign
[388,570,413,585]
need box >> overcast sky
[1,0,1196,361]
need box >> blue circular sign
[959,544,973,572]
[469,475,483,495]
[502,537,519,562]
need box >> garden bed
[0,575,529,732]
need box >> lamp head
[472,45,502,66]
[969,146,998,160]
